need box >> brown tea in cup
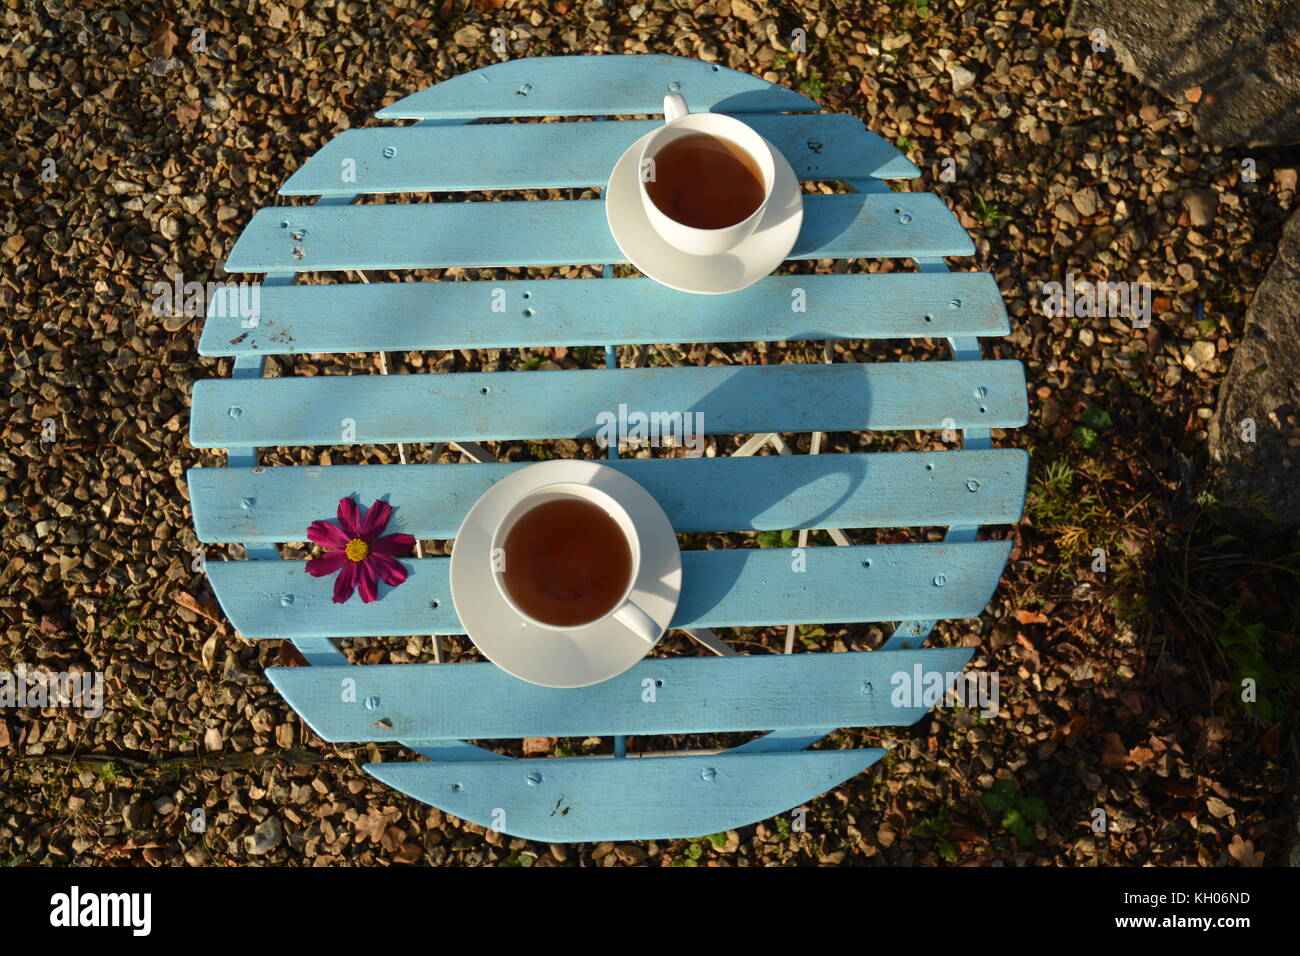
[645,132,766,230]
[500,497,633,627]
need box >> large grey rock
[1068,0,1300,147]
[1207,209,1300,530]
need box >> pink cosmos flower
[306,497,415,604]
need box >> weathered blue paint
[224,193,973,273]
[202,272,1007,357]
[365,749,888,842]
[205,541,1013,639]
[268,647,974,742]
[187,449,1029,543]
[281,113,916,196]
[190,361,1029,448]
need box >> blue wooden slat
[267,648,974,742]
[280,115,917,197]
[366,749,885,842]
[189,361,1029,449]
[397,741,510,762]
[222,194,973,273]
[187,449,1030,544]
[376,54,820,119]
[201,273,1007,357]
[731,729,834,754]
[204,540,1012,639]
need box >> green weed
[797,70,826,100]
[913,808,957,862]
[979,779,1048,846]
[1027,458,1112,571]
[1072,405,1113,453]
[974,193,1011,226]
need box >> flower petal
[336,496,362,538]
[369,552,409,587]
[359,498,392,539]
[371,533,415,557]
[356,559,379,603]
[332,561,358,604]
[307,520,349,550]
[306,550,348,577]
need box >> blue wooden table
[188,55,1028,844]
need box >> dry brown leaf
[150,20,179,59]
[1015,608,1049,625]
[1127,745,1155,766]
[355,806,401,845]
[394,842,423,864]
[175,591,224,624]
[200,633,218,672]
[1228,835,1264,866]
[277,641,309,667]
[1205,796,1233,819]
[381,825,403,853]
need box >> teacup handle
[663,92,688,124]
[614,599,661,644]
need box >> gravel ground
[2,0,1296,866]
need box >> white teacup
[489,482,660,643]
[638,93,777,256]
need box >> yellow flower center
[344,538,370,562]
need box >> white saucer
[449,460,682,689]
[604,129,804,295]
